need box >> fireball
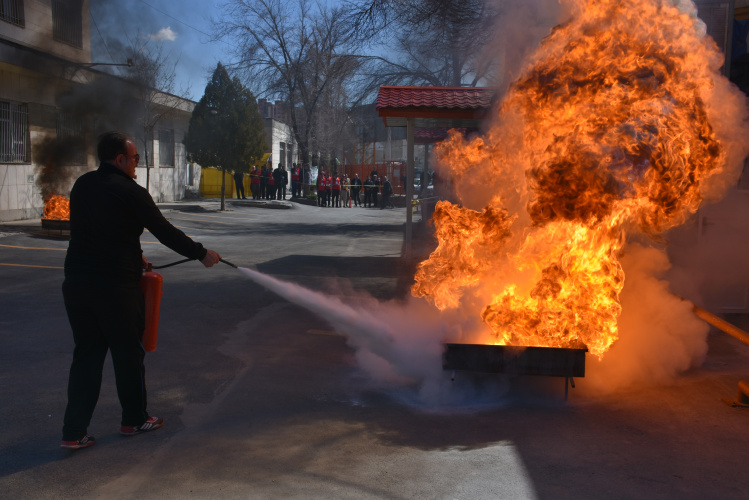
[412,0,749,358]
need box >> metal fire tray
[442,343,588,398]
[41,218,70,232]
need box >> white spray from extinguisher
[238,267,448,391]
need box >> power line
[90,11,116,63]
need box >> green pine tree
[185,63,267,209]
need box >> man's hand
[201,249,221,268]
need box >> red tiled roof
[376,86,494,111]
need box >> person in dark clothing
[351,173,362,206]
[281,166,289,199]
[233,171,246,199]
[60,132,222,450]
[371,174,380,208]
[380,175,395,209]
[363,175,373,207]
[273,164,286,200]
[260,166,268,199]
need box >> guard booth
[375,86,495,257]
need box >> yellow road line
[0,263,63,269]
[0,243,66,251]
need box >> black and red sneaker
[120,416,164,436]
[60,434,96,449]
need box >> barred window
[52,0,83,49]
[0,0,24,27]
[159,129,174,167]
[0,101,29,163]
[56,111,87,165]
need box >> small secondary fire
[43,194,70,221]
[413,0,749,359]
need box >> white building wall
[264,118,296,191]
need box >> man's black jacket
[65,162,207,285]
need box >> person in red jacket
[291,164,301,199]
[317,171,326,207]
[324,172,332,207]
[331,174,341,207]
[267,168,276,200]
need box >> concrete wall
[264,118,296,190]
[133,113,193,203]
[0,0,91,64]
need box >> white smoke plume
[239,268,449,397]
[582,243,710,393]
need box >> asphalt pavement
[1,197,748,499]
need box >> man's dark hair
[97,132,131,162]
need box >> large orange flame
[412,0,749,358]
[43,194,70,220]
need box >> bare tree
[119,36,190,194]
[215,0,363,162]
[346,0,499,88]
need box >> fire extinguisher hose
[151,258,238,269]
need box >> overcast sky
[90,0,232,101]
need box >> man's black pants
[62,278,148,441]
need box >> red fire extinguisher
[140,263,163,352]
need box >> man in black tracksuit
[350,173,362,206]
[60,132,222,449]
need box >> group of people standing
[316,171,394,209]
[234,165,395,209]
[235,163,307,201]
[233,163,288,200]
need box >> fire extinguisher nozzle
[220,259,238,269]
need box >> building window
[159,129,174,167]
[52,0,83,49]
[0,101,28,163]
[56,111,87,164]
[0,0,24,27]
[279,142,286,167]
